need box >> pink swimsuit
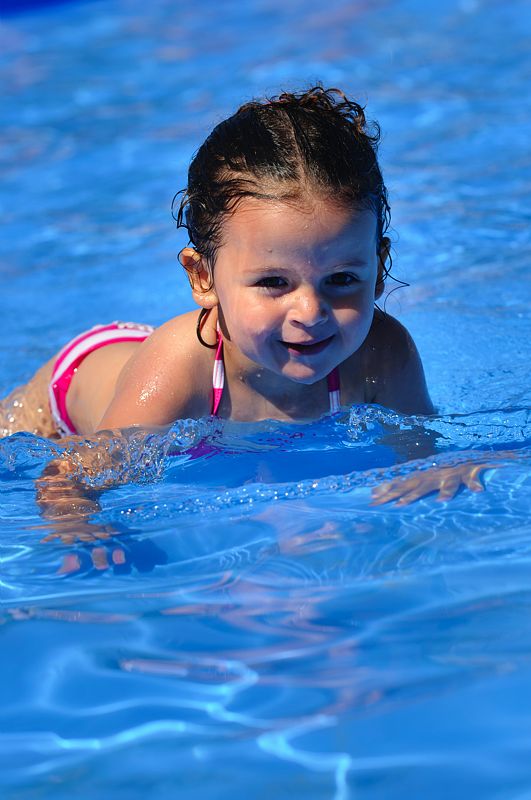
[49,322,342,436]
[49,322,154,437]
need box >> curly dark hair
[173,86,391,287]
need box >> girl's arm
[36,430,131,544]
[36,430,172,575]
[364,315,513,505]
[36,316,207,549]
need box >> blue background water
[1,0,531,797]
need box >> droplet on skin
[138,378,161,404]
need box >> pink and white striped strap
[327,366,341,413]
[211,325,225,416]
[210,331,341,416]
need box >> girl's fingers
[44,532,76,545]
[57,554,81,574]
[40,532,58,543]
[464,467,486,492]
[435,476,461,502]
[393,483,441,506]
[111,547,127,565]
[370,480,415,505]
[91,547,110,570]
[372,481,428,507]
[76,528,111,541]
[464,463,498,492]
[371,479,410,499]
[370,490,400,506]
[371,482,390,497]
[41,524,112,545]
[371,473,440,506]
[55,544,129,575]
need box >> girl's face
[204,197,385,385]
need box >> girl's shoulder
[138,308,216,395]
[100,309,216,428]
[148,309,207,355]
[365,309,416,365]
[357,310,434,414]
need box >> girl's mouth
[280,335,334,355]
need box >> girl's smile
[280,334,335,356]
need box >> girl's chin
[237,348,334,384]
[280,365,329,385]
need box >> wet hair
[173,85,391,287]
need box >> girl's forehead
[221,197,377,250]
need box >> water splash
[1,405,528,492]
[346,404,531,449]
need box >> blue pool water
[1,0,531,797]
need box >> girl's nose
[290,288,329,328]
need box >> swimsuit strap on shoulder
[327,367,341,414]
[211,325,225,416]
[210,329,341,417]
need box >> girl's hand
[56,538,168,576]
[33,431,168,575]
[57,543,129,575]
[36,518,124,573]
[370,462,497,507]
[38,520,168,575]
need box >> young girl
[1,86,433,440]
[1,83,495,570]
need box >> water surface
[1,0,530,797]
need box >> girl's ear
[375,237,391,300]
[179,247,218,309]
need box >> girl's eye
[255,276,287,289]
[327,272,358,287]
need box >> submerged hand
[370,462,498,507]
[37,519,168,575]
[30,518,121,574]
